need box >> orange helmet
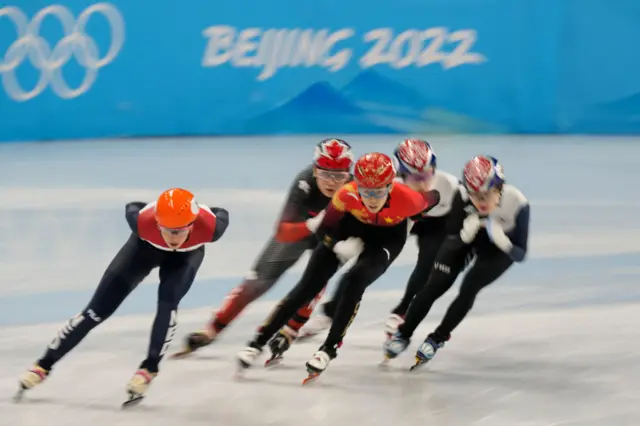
[154,188,199,229]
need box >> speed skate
[122,392,145,409]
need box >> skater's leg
[396,240,470,339]
[253,243,340,348]
[265,286,328,365]
[179,239,313,357]
[392,229,446,316]
[322,242,403,352]
[284,285,326,335]
[432,247,513,341]
[409,247,514,368]
[140,248,205,373]
[123,248,205,401]
[297,267,354,337]
[321,270,352,317]
[38,236,158,371]
[305,226,407,376]
[212,238,309,333]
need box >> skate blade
[121,393,145,409]
[235,357,252,375]
[302,372,320,385]
[169,349,194,359]
[233,370,246,381]
[379,355,392,367]
[233,362,250,381]
[264,356,282,368]
[409,357,428,371]
[13,387,26,403]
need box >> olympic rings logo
[0,4,124,101]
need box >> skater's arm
[410,190,441,220]
[275,171,314,242]
[319,202,345,230]
[444,190,467,238]
[209,207,230,242]
[125,202,148,235]
[505,204,529,262]
[314,186,350,247]
[399,182,440,218]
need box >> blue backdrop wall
[1,0,639,141]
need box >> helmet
[313,138,354,170]
[393,139,437,175]
[354,152,396,188]
[155,188,199,229]
[462,156,505,193]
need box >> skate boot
[298,313,332,340]
[122,368,157,408]
[382,331,410,362]
[172,328,217,359]
[410,334,446,371]
[265,327,295,367]
[384,313,405,338]
[303,345,336,385]
[14,365,49,402]
[236,343,263,372]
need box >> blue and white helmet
[462,155,505,193]
[392,139,437,176]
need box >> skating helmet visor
[358,184,392,199]
[158,222,194,235]
[315,169,351,183]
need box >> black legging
[321,219,447,319]
[398,234,513,342]
[38,235,203,373]
[254,216,407,352]
[392,220,448,316]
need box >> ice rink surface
[0,135,639,425]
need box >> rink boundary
[0,236,638,298]
[1,292,639,338]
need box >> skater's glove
[485,217,513,253]
[305,210,326,233]
[460,214,482,244]
[333,237,364,263]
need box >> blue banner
[1,0,639,141]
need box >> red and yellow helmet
[353,152,396,188]
[155,188,199,229]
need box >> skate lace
[30,367,48,380]
[134,370,155,384]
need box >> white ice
[0,136,639,425]
[2,298,639,426]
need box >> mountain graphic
[568,92,640,133]
[340,70,431,115]
[592,92,640,115]
[235,81,398,134]
[335,69,502,133]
